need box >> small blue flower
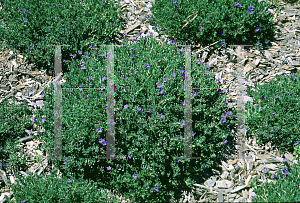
[221,117,226,123]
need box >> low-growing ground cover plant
[0,96,34,167]
[0,0,126,73]
[244,71,300,157]
[249,161,300,202]
[149,0,280,50]
[3,167,117,202]
[29,35,237,202]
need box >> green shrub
[249,162,300,202]
[4,167,118,202]
[149,0,278,49]
[0,96,34,164]
[0,0,126,72]
[31,36,237,202]
[244,71,300,156]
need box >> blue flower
[248,6,255,10]
[200,27,204,30]
[145,186,149,189]
[154,187,159,192]
[255,27,260,32]
[133,174,138,179]
[221,117,226,123]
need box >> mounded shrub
[32,36,237,202]
[0,0,126,72]
[149,0,278,49]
